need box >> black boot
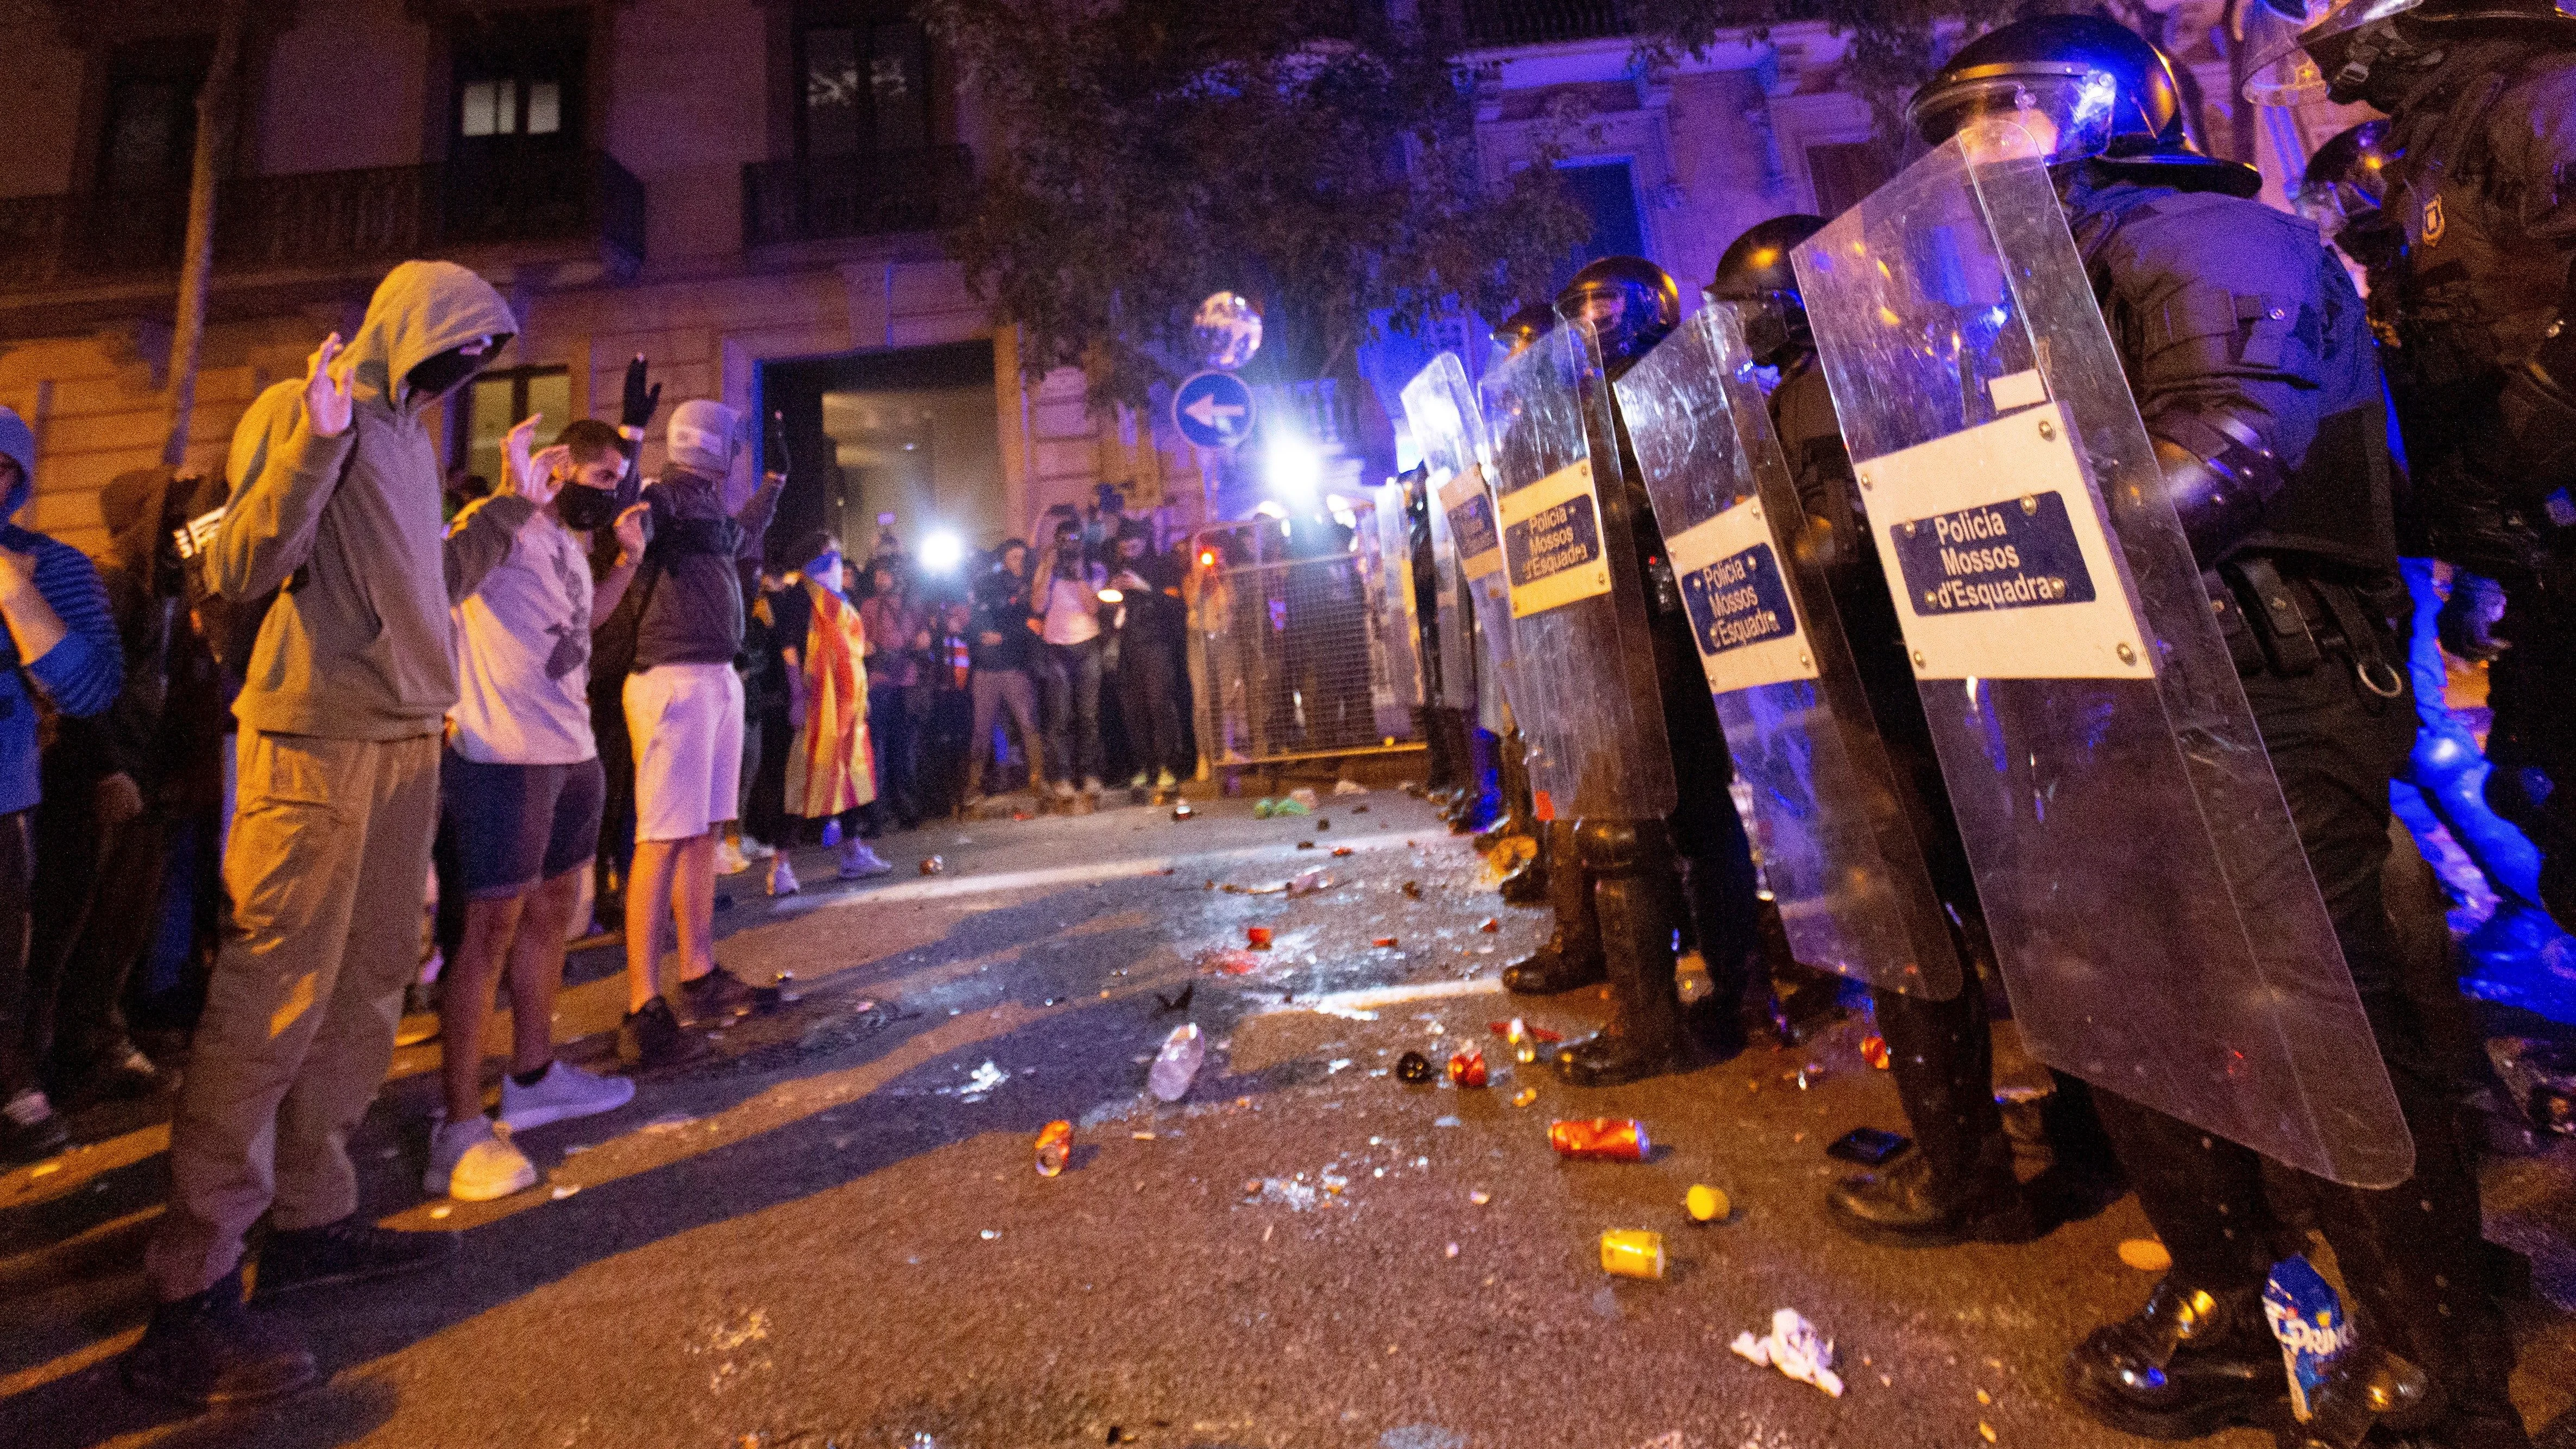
[1828,984,2030,1244]
[1554,820,1693,1087]
[2065,1280,2285,1439]
[122,1266,318,1407]
[257,1213,457,1296]
[1675,855,1755,1058]
[1503,819,1602,993]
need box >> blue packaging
[2263,1253,2358,1422]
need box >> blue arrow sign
[1172,370,1257,449]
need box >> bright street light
[919,528,966,574]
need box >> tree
[918,0,1594,407]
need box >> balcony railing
[0,150,645,294]
[1453,0,1636,47]
[742,144,974,249]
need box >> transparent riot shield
[1368,483,1426,725]
[1790,122,2411,1187]
[1615,306,1963,999]
[1420,467,1476,717]
[1401,355,1519,733]
[1479,324,1676,821]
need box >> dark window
[797,11,932,158]
[85,42,211,269]
[450,8,587,153]
[1807,141,1894,219]
[455,367,572,489]
[1553,160,1645,289]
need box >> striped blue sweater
[0,523,122,815]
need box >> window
[450,9,585,150]
[1806,141,1894,219]
[95,43,211,197]
[1553,160,1646,289]
[456,367,571,492]
[797,12,932,157]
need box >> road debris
[1288,787,1319,809]
[1395,1050,1434,1084]
[1401,880,1424,899]
[1155,982,1197,1013]
[1551,1118,1650,1161]
[1686,1183,1731,1223]
[1478,917,1498,933]
[1333,779,1367,795]
[1035,1120,1073,1177]
[1171,803,1196,820]
[2118,1238,2172,1272]
[1446,1049,1488,1088]
[918,855,945,875]
[1333,846,1356,856]
[1285,869,1330,896]
[1731,1309,1845,1396]
[1860,1033,1891,1070]
[1245,927,1274,950]
[1599,1228,1666,1280]
[1512,1087,1539,1107]
[1470,1188,1491,1205]
[1148,1024,1205,1102]
[1373,936,1399,948]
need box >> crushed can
[1446,1049,1488,1088]
[1245,926,1273,950]
[1860,1033,1890,1070]
[1599,1228,1666,1280]
[1034,1120,1072,1177]
[919,855,945,876]
[1395,1050,1434,1084]
[1551,1118,1650,1161]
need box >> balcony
[741,144,974,249]
[1452,0,1636,47]
[0,150,645,297]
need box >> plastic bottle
[1148,1022,1205,1102]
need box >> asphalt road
[2,789,2570,1449]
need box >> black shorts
[439,752,607,900]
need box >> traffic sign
[1172,370,1257,449]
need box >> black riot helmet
[1709,215,1826,370]
[1555,256,1680,380]
[2245,0,2576,108]
[2296,121,2409,271]
[1491,301,1558,361]
[1910,16,2258,193]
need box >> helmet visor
[1910,65,2120,166]
[2241,0,2422,105]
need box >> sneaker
[1128,771,1150,791]
[1051,779,1076,801]
[839,841,894,879]
[1081,777,1105,796]
[820,818,843,848]
[499,1061,635,1132]
[769,856,802,896]
[739,835,777,861]
[619,998,710,1069]
[676,965,759,1023]
[1155,768,1178,792]
[122,1267,317,1407]
[1,1089,69,1167]
[257,1214,456,1297]
[424,1117,537,1201]
[714,838,752,875]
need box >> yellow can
[1599,1228,1666,1280]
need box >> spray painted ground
[3,792,2571,1449]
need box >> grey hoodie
[218,261,531,739]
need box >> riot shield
[1401,355,1520,734]
[1479,324,1676,821]
[1615,306,1963,1000]
[1790,122,2411,1187]
[1368,482,1426,726]
[1420,461,1476,718]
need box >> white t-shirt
[1040,572,1101,646]
[449,501,598,765]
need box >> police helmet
[1709,215,1826,370]
[2245,0,2576,105]
[1555,256,1680,379]
[1910,16,2256,192]
[1491,302,1558,361]
[2299,122,2409,270]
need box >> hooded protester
[0,407,122,1168]
[26,465,228,1112]
[127,261,526,1409]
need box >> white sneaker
[1081,777,1105,796]
[498,1061,636,1132]
[739,836,777,861]
[839,841,894,878]
[1051,780,1076,801]
[715,839,751,875]
[769,856,802,896]
[425,1117,537,1201]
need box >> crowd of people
[0,252,1206,1406]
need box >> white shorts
[623,662,745,842]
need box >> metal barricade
[1186,507,1423,777]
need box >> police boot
[1674,853,1756,1059]
[1503,820,1600,992]
[1827,986,2032,1245]
[2065,1280,2285,1440]
[1458,727,1504,834]
[1553,820,1693,1088]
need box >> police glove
[620,355,661,433]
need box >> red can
[1860,1033,1890,1070]
[1550,1118,1651,1161]
[1034,1120,1072,1177]
[1245,926,1273,950]
[1447,1049,1488,1088]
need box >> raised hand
[612,502,650,563]
[764,410,791,478]
[621,354,661,433]
[500,415,560,506]
[304,332,353,438]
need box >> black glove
[621,355,661,433]
[2438,572,2510,661]
[764,410,791,478]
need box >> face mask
[406,344,490,400]
[559,482,620,531]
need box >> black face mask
[405,332,511,401]
[559,482,621,531]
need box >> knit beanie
[666,399,740,478]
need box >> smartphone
[1826,1126,1910,1166]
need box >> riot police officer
[2253,0,2576,948]
[1543,256,1769,1081]
[1713,215,2120,1245]
[1907,17,2523,1447]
